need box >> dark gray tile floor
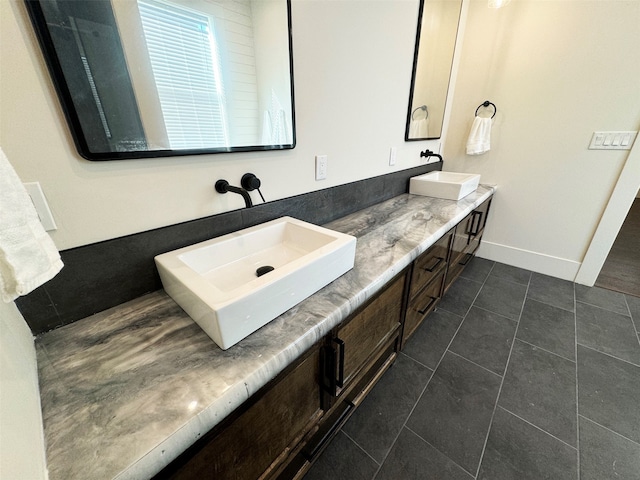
[305,258,640,480]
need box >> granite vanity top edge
[39,187,495,480]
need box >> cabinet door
[404,269,445,343]
[330,274,404,394]
[450,211,473,266]
[445,198,492,290]
[473,197,492,236]
[165,347,323,480]
[408,231,451,300]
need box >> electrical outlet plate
[24,182,57,231]
[315,155,327,180]
[389,147,397,166]
[589,131,637,150]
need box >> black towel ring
[412,105,428,120]
[475,100,496,119]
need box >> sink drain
[256,265,275,277]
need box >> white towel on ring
[466,116,492,155]
[0,148,63,302]
[409,118,429,138]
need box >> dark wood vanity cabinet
[292,274,406,477]
[328,274,405,396]
[156,197,491,480]
[161,346,324,480]
[402,231,451,345]
[445,198,492,292]
[159,274,407,480]
[403,197,492,344]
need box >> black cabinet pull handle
[333,338,345,388]
[422,256,444,273]
[460,252,473,266]
[320,345,336,396]
[417,296,437,315]
[470,211,483,236]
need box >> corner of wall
[0,301,48,480]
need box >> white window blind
[138,0,229,149]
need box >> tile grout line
[463,303,518,324]
[473,273,530,479]
[624,295,640,350]
[498,405,578,451]
[446,350,503,378]
[576,298,632,318]
[404,425,477,479]
[372,261,497,479]
[339,430,382,468]
[515,337,576,364]
[573,282,581,480]
[578,343,640,369]
[621,291,633,317]
[578,413,640,447]
[369,365,437,480]
[397,350,433,372]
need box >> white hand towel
[0,148,63,302]
[466,116,492,155]
[409,118,429,138]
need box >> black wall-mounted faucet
[215,173,265,208]
[241,173,265,203]
[420,149,443,162]
[215,179,253,208]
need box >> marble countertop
[36,186,494,480]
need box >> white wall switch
[589,131,637,150]
[389,147,397,166]
[24,182,57,231]
[315,155,327,180]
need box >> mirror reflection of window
[26,0,294,159]
[114,0,270,150]
[138,0,230,149]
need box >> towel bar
[475,101,496,118]
[412,105,428,120]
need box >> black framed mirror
[405,0,462,141]
[25,0,295,160]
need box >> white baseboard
[477,241,582,282]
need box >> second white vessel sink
[410,171,481,200]
[155,217,357,349]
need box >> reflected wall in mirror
[25,0,295,160]
[405,0,462,141]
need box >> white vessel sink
[409,171,481,200]
[155,217,357,350]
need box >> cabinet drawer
[446,228,481,289]
[409,231,451,300]
[473,197,492,236]
[450,212,473,265]
[404,269,445,342]
[165,348,323,480]
[332,274,404,392]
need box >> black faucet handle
[215,179,230,193]
[241,173,261,191]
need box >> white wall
[1,0,442,251]
[1,0,636,272]
[0,301,48,480]
[443,0,640,280]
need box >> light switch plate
[389,147,397,166]
[24,182,57,231]
[588,131,637,150]
[315,155,327,180]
